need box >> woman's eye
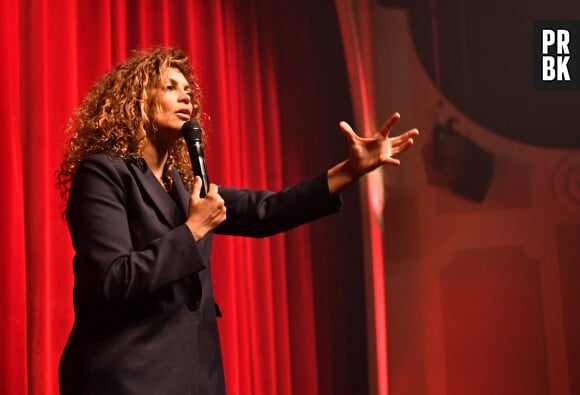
[166,85,174,90]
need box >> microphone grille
[181,120,202,141]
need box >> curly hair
[56,47,203,201]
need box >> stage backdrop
[0,1,371,394]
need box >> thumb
[339,121,358,144]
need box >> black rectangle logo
[533,20,580,89]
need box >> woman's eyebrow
[167,77,190,88]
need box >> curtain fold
[1,1,27,393]
[334,1,388,393]
[2,1,366,394]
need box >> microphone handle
[190,141,210,198]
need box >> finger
[378,112,401,137]
[207,183,219,196]
[392,138,415,155]
[339,121,358,143]
[191,176,202,199]
[390,128,419,147]
[381,156,401,166]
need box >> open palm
[339,112,419,176]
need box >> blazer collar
[127,159,187,227]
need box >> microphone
[181,120,210,197]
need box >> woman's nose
[178,89,191,103]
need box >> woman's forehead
[161,67,187,82]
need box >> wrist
[327,160,360,195]
[185,221,206,242]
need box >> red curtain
[1,1,369,394]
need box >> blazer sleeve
[66,155,206,306]
[215,172,342,238]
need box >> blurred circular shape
[552,153,580,218]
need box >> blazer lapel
[127,159,181,227]
[171,167,191,217]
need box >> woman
[56,47,418,394]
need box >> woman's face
[150,67,193,135]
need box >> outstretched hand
[339,112,418,175]
[328,112,419,194]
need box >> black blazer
[59,152,341,395]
